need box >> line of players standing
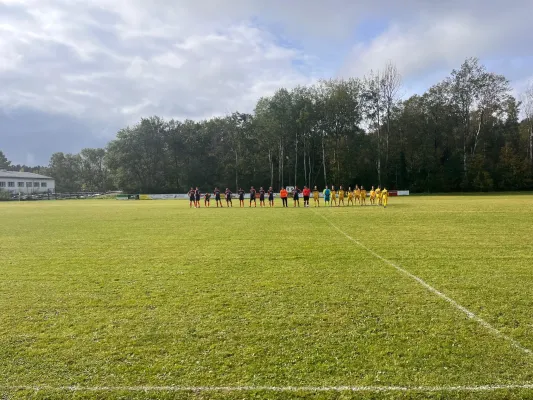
[187,185,389,208]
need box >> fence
[2,192,109,201]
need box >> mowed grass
[1,195,533,399]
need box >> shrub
[0,189,11,201]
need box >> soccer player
[249,186,257,207]
[338,185,345,206]
[214,187,223,207]
[268,187,275,207]
[376,186,382,206]
[312,186,320,207]
[225,188,233,207]
[369,186,376,205]
[347,186,354,206]
[204,192,211,207]
[355,185,361,205]
[293,186,300,207]
[259,187,266,207]
[323,185,331,206]
[280,187,288,207]
[330,185,337,207]
[194,187,201,208]
[382,187,388,208]
[302,186,311,207]
[238,188,245,207]
[360,186,367,205]
[188,187,195,208]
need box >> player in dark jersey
[225,188,232,207]
[188,187,195,208]
[267,187,274,207]
[194,187,201,208]
[204,192,211,207]
[292,186,300,207]
[249,186,257,207]
[259,187,266,207]
[214,187,223,208]
[238,188,245,207]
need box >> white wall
[0,178,55,194]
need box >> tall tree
[380,61,402,173]
[48,152,82,192]
[363,71,384,185]
[522,82,533,167]
[448,57,511,187]
[0,150,11,169]
[23,57,529,194]
[79,148,110,191]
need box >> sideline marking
[2,384,533,393]
[314,210,532,356]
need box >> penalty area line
[313,210,533,356]
[3,384,533,393]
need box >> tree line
[2,57,533,193]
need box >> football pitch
[1,195,533,399]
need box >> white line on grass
[3,384,533,393]
[4,213,532,395]
[314,210,533,356]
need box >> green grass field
[1,195,533,399]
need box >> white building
[0,170,56,194]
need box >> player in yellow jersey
[382,187,388,208]
[355,185,361,205]
[369,186,376,205]
[313,186,320,207]
[360,186,367,205]
[330,185,337,207]
[338,185,345,206]
[375,186,381,206]
[347,186,354,206]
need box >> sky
[1,0,532,165]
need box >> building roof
[0,170,54,180]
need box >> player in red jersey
[302,186,311,207]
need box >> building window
[0,182,5,187]
[41,182,47,188]
[8,182,15,187]
[18,182,24,187]
[26,182,32,187]
[34,182,39,187]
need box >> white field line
[4,212,532,395]
[2,384,533,393]
[314,211,533,356]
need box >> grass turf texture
[1,196,533,399]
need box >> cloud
[340,0,533,93]
[0,108,110,166]
[0,0,324,163]
[0,1,315,124]
[1,0,533,164]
